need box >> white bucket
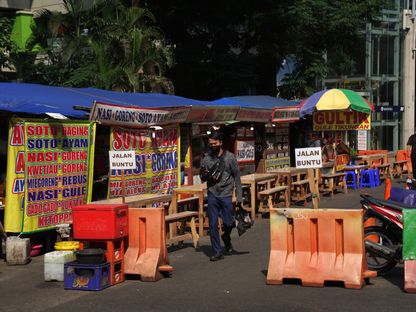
[44,251,76,281]
[6,236,31,265]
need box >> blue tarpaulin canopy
[0,83,298,121]
[0,83,209,118]
[213,95,300,109]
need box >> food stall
[203,96,300,176]
[261,105,303,172]
[299,88,375,167]
[0,83,209,238]
[89,101,191,200]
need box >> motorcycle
[360,193,416,273]
[405,177,416,190]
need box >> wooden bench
[320,172,347,198]
[392,160,407,178]
[256,179,276,195]
[177,196,199,209]
[258,185,289,212]
[375,163,392,180]
[165,211,199,249]
[290,179,310,203]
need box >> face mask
[209,146,221,155]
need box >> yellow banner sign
[5,119,96,233]
[265,157,291,172]
[108,126,180,198]
[313,111,371,131]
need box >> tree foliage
[0,17,14,80]
[18,0,174,92]
[277,0,388,99]
[146,0,387,100]
[2,0,388,98]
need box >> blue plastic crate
[64,261,110,291]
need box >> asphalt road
[1,179,415,312]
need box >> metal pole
[413,0,415,18]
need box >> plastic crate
[72,204,128,239]
[64,261,110,291]
[79,239,125,286]
[112,261,125,285]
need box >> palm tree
[26,0,174,92]
[93,6,174,92]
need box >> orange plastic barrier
[384,178,391,200]
[397,150,411,173]
[124,208,172,282]
[358,150,388,156]
[358,150,388,166]
[404,260,416,293]
[267,208,376,289]
[364,217,376,228]
[397,150,407,161]
[363,217,378,243]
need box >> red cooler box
[73,204,128,240]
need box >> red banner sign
[90,101,190,128]
[313,111,371,131]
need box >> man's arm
[200,156,209,182]
[230,155,243,203]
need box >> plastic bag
[234,207,253,236]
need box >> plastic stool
[345,171,358,190]
[372,169,381,186]
[360,169,376,188]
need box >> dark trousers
[412,158,416,179]
[207,192,234,254]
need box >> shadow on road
[379,266,404,290]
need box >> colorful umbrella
[299,88,375,118]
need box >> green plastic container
[403,209,416,260]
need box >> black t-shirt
[407,134,416,158]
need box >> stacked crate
[64,262,111,291]
[72,204,128,286]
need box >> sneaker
[210,253,224,261]
[224,244,234,255]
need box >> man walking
[200,132,243,261]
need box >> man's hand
[200,167,209,182]
[236,201,243,209]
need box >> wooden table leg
[307,168,319,209]
[287,173,292,204]
[250,182,256,221]
[197,191,204,237]
[169,190,178,240]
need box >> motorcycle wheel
[365,226,398,274]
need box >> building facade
[324,0,416,151]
